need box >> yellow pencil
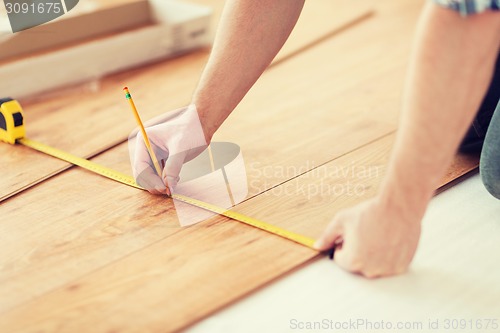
[123,87,163,177]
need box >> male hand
[130,105,208,195]
[314,197,422,278]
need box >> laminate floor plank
[0,117,393,313]
[0,1,425,313]
[0,0,373,201]
[0,136,476,332]
[0,136,392,333]
[1,1,480,332]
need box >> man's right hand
[130,105,208,195]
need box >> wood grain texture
[0,134,478,332]
[0,135,392,333]
[0,0,377,316]
[188,0,373,52]
[0,0,373,201]
[0,1,481,332]
[0,117,392,311]
[440,153,480,190]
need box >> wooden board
[0,135,390,332]
[2,130,466,333]
[188,0,374,52]
[439,152,480,191]
[0,1,481,332]
[0,111,394,311]
[0,0,373,201]
[0,0,152,62]
[0,135,476,332]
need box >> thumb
[314,218,344,251]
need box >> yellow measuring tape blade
[17,137,317,250]
[19,138,142,190]
[173,193,316,249]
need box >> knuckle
[363,271,381,279]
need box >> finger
[314,218,344,251]
[330,223,363,274]
[162,150,187,193]
[135,167,167,194]
[132,132,168,193]
[133,133,156,178]
[333,245,363,274]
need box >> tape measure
[1,98,317,250]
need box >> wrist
[192,103,216,143]
[377,176,432,223]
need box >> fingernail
[313,239,323,250]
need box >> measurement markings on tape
[1,97,318,250]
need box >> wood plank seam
[180,254,324,332]
[0,131,396,318]
[6,3,477,331]
[0,9,374,203]
[1,137,125,202]
[270,11,373,67]
[436,167,479,194]
[236,130,396,206]
[0,134,401,332]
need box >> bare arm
[380,3,500,219]
[193,0,305,141]
[315,4,500,278]
[132,0,304,194]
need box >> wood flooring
[0,1,479,332]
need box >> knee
[480,158,500,200]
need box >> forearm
[192,0,305,141]
[380,4,500,218]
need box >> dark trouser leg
[460,52,500,153]
[480,100,500,199]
